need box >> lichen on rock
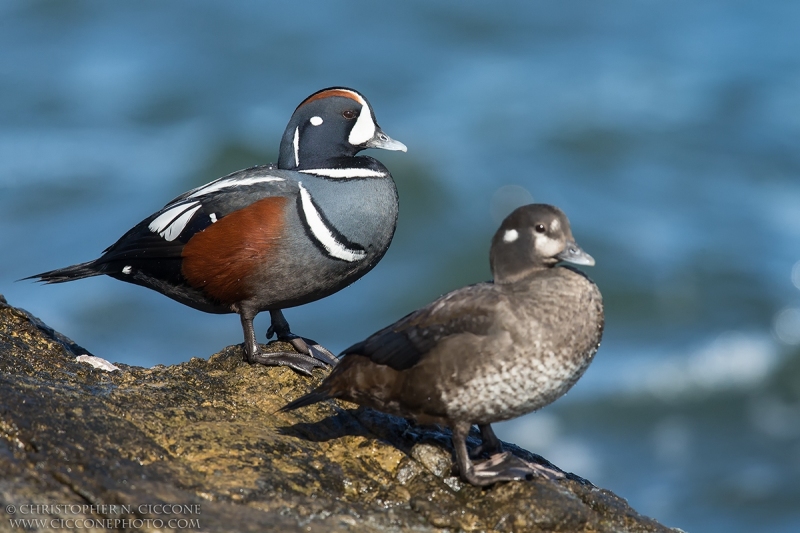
[0,295,675,532]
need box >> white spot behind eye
[550,218,561,232]
[122,266,132,275]
[503,229,519,243]
[209,213,218,223]
[310,116,323,126]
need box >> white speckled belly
[437,268,603,425]
[441,341,598,424]
[443,352,591,424]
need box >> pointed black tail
[280,388,333,412]
[23,261,102,284]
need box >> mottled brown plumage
[283,204,604,486]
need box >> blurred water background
[2,1,800,530]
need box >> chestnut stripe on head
[297,88,367,109]
[296,88,376,146]
[181,196,288,304]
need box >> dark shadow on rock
[280,404,450,452]
[283,404,592,487]
[278,411,372,442]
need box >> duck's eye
[342,109,357,119]
[534,224,546,234]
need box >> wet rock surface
[0,295,675,532]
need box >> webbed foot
[469,451,564,484]
[266,310,338,367]
[246,349,328,376]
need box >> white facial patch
[503,229,519,243]
[534,233,564,258]
[310,116,323,126]
[148,202,202,241]
[209,213,218,223]
[297,182,366,262]
[299,168,386,179]
[348,105,376,146]
[293,126,300,167]
[122,266,132,275]
[188,176,284,198]
[550,218,561,232]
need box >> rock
[0,295,676,532]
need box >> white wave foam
[773,307,800,345]
[634,332,779,400]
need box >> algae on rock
[0,295,674,532]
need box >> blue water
[2,1,800,530]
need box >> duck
[282,203,604,485]
[28,87,407,375]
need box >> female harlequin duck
[282,204,604,486]
[29,87,407,375]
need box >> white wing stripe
[149,202,203,242]
[188,176,284,198]
[299,168,385,179]
[148,201,200,234]
[161,204,202,241]
[298,183,366,262]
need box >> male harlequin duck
[28,87,407,375]
[282,204,604,486]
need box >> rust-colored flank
[182,196,288,304]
